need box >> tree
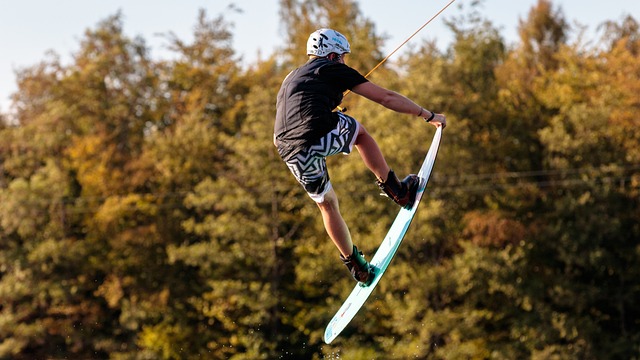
[2,2,639,359]
[530,14,640,357]
[126,10,256,359]
[0,13,162,358]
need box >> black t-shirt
[274,57,368,160]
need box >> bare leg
[354,124,390,182]
[316,187,353,257]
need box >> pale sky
[1,0,638,112]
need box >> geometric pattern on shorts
[284,113,358,196]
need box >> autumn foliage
[1,1,639,358]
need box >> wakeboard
[323,125,443,344]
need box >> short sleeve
[317,62,368,92]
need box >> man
[274,28,446,285]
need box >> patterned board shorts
[284,112,360,203]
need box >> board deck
[323,126,443,344]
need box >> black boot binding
[376,169,420,209]
[340,245,375,286]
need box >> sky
[1,0,638,113]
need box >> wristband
[426,111,435,122]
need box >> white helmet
[306,28,351,57]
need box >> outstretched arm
[351,81,446,128]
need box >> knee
[317,190,340,213]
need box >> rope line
[340,0,456,107]
[363,0,457,79]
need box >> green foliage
[1,1,639,359]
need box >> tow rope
[340,0,456,110]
